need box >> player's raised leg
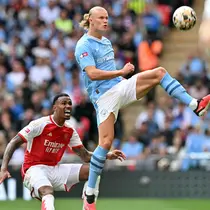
[39,186,55,210]
[84,114,115,210]
[135,67,210,116]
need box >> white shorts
[96,74,140,125]
[23,164,82,200]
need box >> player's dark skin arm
[72,145,92,163]
[1,135,24,171]
[72,145,126,163]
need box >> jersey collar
[86,33,105,42]
[50,115,64,127]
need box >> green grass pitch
[1,199,210,210]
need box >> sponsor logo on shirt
[96,54,114,63]
[44,139,65,153]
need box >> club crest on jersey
[100,109,108,117]
[80,52,88,58]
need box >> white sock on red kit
[41,194,55,210]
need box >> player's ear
[89,17,92,23]
[52,104,56,112]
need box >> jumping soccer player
[75,6,210,210]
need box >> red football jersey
[18,115,83,174]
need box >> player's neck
[52,115,65,127]
[87,30,102,40]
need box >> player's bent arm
[72,145,126,163]
[1,135,24,171]
[85,66,123,81]
[72,145,92,163]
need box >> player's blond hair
[80,6,107,30]
[79,13,90,30]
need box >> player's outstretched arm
[85,62,134,81]
[72,145,93,163]
[72,146,126,163]
[0,135,24,184]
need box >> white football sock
[41,194,55,210]
[82,176,101,210]
[85,186,95,195]
[189,98,198,110]
[94,176,101,201]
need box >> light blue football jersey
[75,33,123,104]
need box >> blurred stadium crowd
[0,0,210,172]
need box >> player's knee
[38,186,54,198]
[79,164,89,181]
[99,131,114,149]
[155,67,167,83]
[99,138,113,150]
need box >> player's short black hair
[52,93,70,105]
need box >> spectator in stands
[181,126,206,171]
[73,92,97,145]
[179,54,207,85]
[145,133,167,157]
[142,1,162,41]
[144,107,160,136]
[121,132,144,160]
[55,9,73,34]
[168,128,184,154]
[168,129,186,171]
[0,131,6,160]
[0,110,14,140]
[6,60,26,93]
[202,129,210,152]
[171,102,192,130]
[29,57,52,86]
[118,32,136,67]
[39,0,60,24]
[189,79,208,99]
[161,117,174,146]
[135,101,165,131]
[16,108,35,131]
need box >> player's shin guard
[41,194,55,210]
[86,146,107,198]
[160,72,194,106]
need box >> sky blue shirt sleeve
[75,43,96,71]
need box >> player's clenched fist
[0,169,11,184]
[120,62,135,76]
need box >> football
[173,6,197,30]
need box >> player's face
[90,9,109,33]
[54,96,72,120]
